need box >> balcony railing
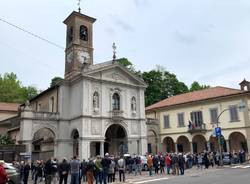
[188,123,207,134]
[110,110,124,121]
[21,110,59,121]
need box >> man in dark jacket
[178,154,185,175]
[44,159,53,184]
[23,162,31,184]
[58,158,70,184]
[34,161,43,184]
[101,153,111,184]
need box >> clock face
[78,51,90,63]
[66,51,73,63]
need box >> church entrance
[104,124,128,156]
[32,128,55,161]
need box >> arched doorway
[105,124,127,156]
[177,136,190,153]
[229,132,248,152]
[147,130,158,154]
[192,135,207,153]
[72,129,79,157]
[162,137,175,153]
[32,128,55,161]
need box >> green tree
[189,81,210,92]
[142,67,189,106]
[50,76,63,87]
[0,72,38,103]
[0,135,15,145]
[116,59,190,106]
[116,57,142,76]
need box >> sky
[1,0,250,90]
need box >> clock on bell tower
[63,11,96,80]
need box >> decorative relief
[91,120,101,135]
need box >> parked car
[0,161,20,184]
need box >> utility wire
[0,17,64,50]
[0,41,60,72]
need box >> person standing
[159,155,165,174]
[23,162,31,184]
[108,158,115,183]
[0,160,8,184]
[204,152,210,169]
[81,159,88,183]
[58,158,70,184]
[165,154,171,175]
[153,155,159,174]
[86,158,96,184]
[70,156,81,184]
[101,153,111,184]
[95,156,103,184]
[34,161,43,184]
[178,154,185,175]
[197,153,203,170]
[172,154,179,175]
[117,156,126,182]
[147,155,153,176]
[44,159,53,184]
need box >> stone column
[140,137,147,155]
[79,140,90,160]
[100,141,104,157]
[190,142,193,154]
[226,140,230,153]
[175,143,178,153]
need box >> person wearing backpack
[117,156,126,182]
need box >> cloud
[198,59,250,82]
[174,30,196,44]
[133,0,149,8]
[105,27,116,36]
[111,17,134,32]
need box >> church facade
[19,11,147,161]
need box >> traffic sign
[215,127,221,137]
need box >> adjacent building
[146,81,250,154]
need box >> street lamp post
[216,108,229,166]
[215,101,247,166]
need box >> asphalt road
[145,167,250,184]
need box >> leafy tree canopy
[189,81,210,92]
[50,76,63,87]
[142,67,189,106]
[116,58,210,106]
[0,135,15,145]
[0,72,38,103]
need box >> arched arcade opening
[32,128,55,161]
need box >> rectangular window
[229,105,239,122]
[163,115,170,129]
[210,108,218,124]
[190,111,203,127]
[177,113,185,127]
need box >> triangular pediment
[84,62,147,87]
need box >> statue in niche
[93,92,99,112]
[131,97,136,113]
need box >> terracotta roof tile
[146,86,247,111]
[0,102,20,112]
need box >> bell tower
[63,11,96,80]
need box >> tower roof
[63,11,96,24]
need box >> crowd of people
[0,149,248,184]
